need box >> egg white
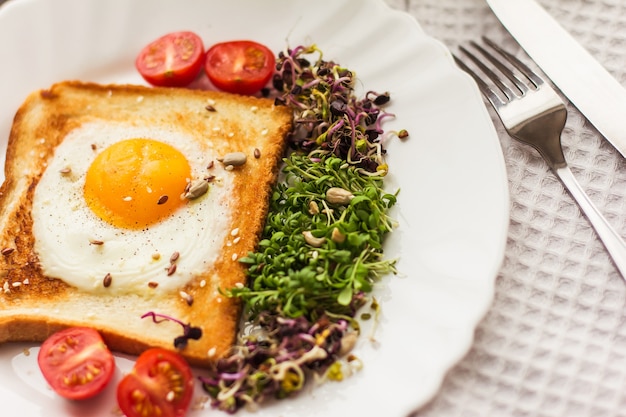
[32,121,233,295]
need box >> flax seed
[103,273,112,288]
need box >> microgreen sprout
[141,311,202,349]
[199,312,354,413]
[273,44,397,174]
[200,44,401,412]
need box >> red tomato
[117,348,194,417]
[37,327,115,400]
[204,40,275,95]
[136,31,205,87]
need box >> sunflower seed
[183,180,209,200]
[218,152,247,167]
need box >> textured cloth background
[382,1,626,416]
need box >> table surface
[382,0,626,416]
[1,0,625,415]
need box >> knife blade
[485,0,626,158]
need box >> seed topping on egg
[183,179,209,201]
[89,239,104,246]
[157,195,169,205]
[103,273,112,288]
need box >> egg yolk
[84,138,191,229]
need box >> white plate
[0,0,509,416]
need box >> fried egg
[31,121,233,295]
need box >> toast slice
[0,81,292,367]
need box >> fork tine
[482,36,544,88]
[468,41,530,96]
[458,45,518,101]
[452,54,505,109]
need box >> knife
[485,0,626,158]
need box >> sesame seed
[89,239,104,245]
[23,279,29,285]
[206,98,216,106]
[205,104,216,112]
[224,165,234,171]
[261,128,268,135]
[228,132,235,138]
[157,195,169,205]
[235,282,244,289]
[212,126,221,132]
[137,96,144,103]
[200,279,206,288]
[231,253,238,261]
[179,290,193,306]
[250,106,258,112]
[170,251,180,263]
[254,148,261,158]
[148,281,159,289]
[59,167,71,175]
[207,347,217,357]
[233,236,241,244]
[123,196,132,202]
[231,228,239,236]
[167,264,177,276]
[12,281,21,287]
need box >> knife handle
[554,165,626,277]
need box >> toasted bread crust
[0,81,292,366]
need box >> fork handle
[554,165,626,278]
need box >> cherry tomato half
[37,327,115,400]
[204,40,275,95]
[136,31,205,87]
[117,348,194,417]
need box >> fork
[454,37,626,279]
